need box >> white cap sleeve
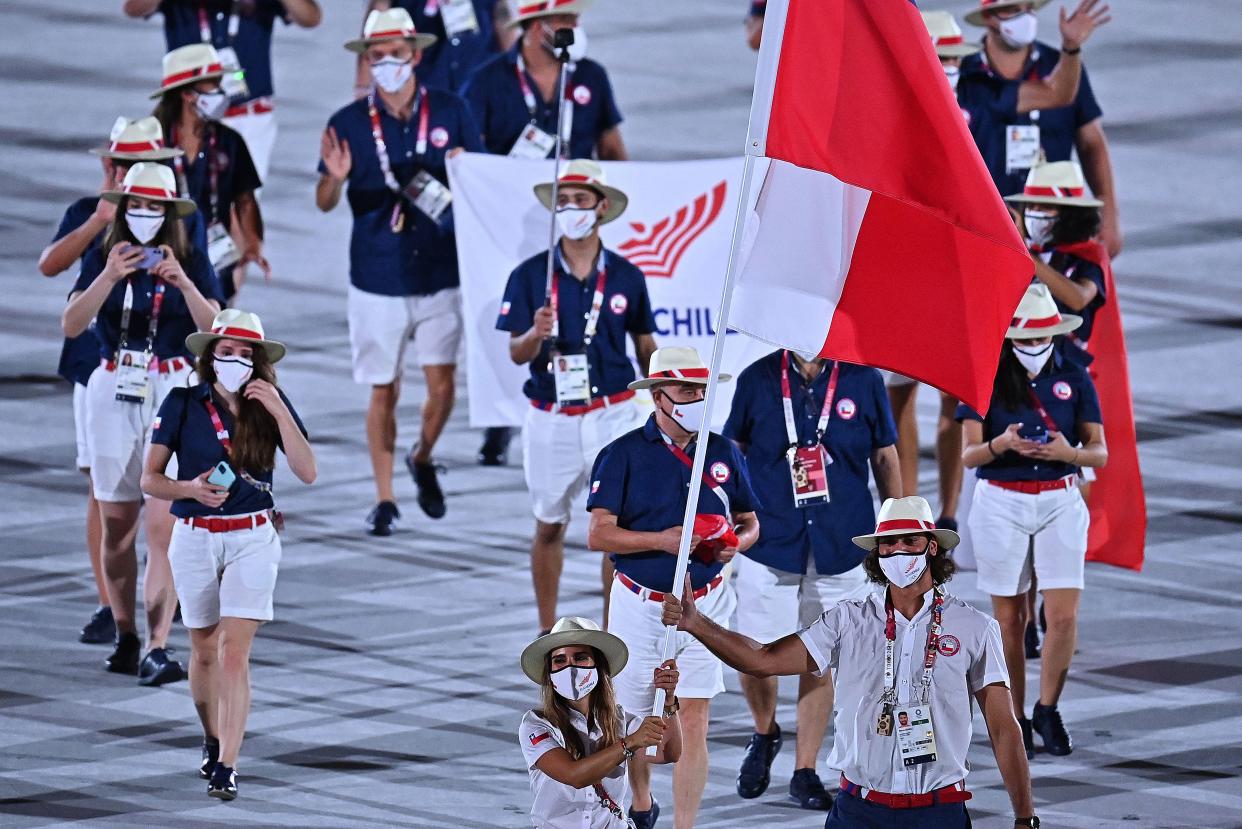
[968,617,1012,694]
[519,709,563,769]
[796,605,846,678]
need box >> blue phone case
[207,461,236,489]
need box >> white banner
[449,153,777,428]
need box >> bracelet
[619,739,635,760]
[1061,45,1081,54]
[988,438,1000,458]
[663,696,681,717]
[1072,448,1080,464]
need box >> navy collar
[642,414,664,443]
[189,382,212,401]
[554,242,606,280]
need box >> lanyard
[779,351,840,451]
[198,1,240,45]
[549,247,606,342]
[367,87,430,194]
[172,126,220,223]
[514,53,575,148]
[659,432,731,515]
[117,278,166,357]
[882,587,944,706]
[1026,387,1059,432]
[201,395,273,494]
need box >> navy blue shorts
[825,790,972,829]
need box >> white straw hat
[628,346,731,391]
[520,617,628,684]
[1006,283,1082,339]
[508,0,592,29]
[345,8,438,53]
[921,11,981,57]
[533,159,628,225]
[852,496,961,551]
[91,116,183,162]
[151,43,224,99]
[1003,161,1104,208]
[100,162,196,217]
[186,309,287,363]
[964,0,1052,27]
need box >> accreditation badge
[895,704,939,767]
[404,170,453,225]
[552,352,591,408]
[1005,124,1041,173]
[788,445,831,508]
[207,222,241,271]
[508,124,557,160]
[439,0,481,36]
[216,46,250,100]
[114,349,151,403]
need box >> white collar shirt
[519,704,642,829]
[797,588,1010,795]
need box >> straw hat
[508,0,592,29]
[628,346,732,391]
[964,0,1052,27]
[151,43,224,99]
[187,309,288,363]
[345,8,438,53]
[520,617,628,684]
[1003,160,1104,208]
[533,159,628,225]
[1006,283,1082,340]
[101,162,197,217]
[851,496,961,551]
[921,11,981,57]
[91,116,183,162]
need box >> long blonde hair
[536,648,622,759]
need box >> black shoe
[208,763,237,800]
[477,427,512,466]
[737,725,782,799]
[1032,703,1073,756]
[1024,620,1041,659]
[138,647,185,687]
[200,738,220,779]
[789,768,833,810]
[366,501,400,536]
[105,632,140,674]
[408,456,447,519]
[935,515,958,533]
[628,798,659,829]
[79,606,115,644]
[1038,600,1047,633]
[1019,716,1034,759]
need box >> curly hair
[1050,205,1101,246]
[862,535,957,586]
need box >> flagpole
[543,30,575,306]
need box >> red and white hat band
[1024,185,1085,198]
[162,63,223,89]
[111,138,164,153]
[935,34,965,45]
[650,367,709,380]
[875,518,937,534]
[1010,313,1063,329]
[124,184,177,199]
[368,27,417,38]
[213,325,264,340]
[518,0,578,16]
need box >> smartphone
[129,245,165,270]
[207,460,236,489]
[1019,426,1050,444]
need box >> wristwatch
[1015,817,1040,828]
[663,696,681,717]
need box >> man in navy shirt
[123,0,322,183]
[355,0,504,95]
[587,346,759,829]
[723,351,900,810]
[959,0,1120,255]
[317,8,484,536]
[496,160,657,634]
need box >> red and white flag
[729,0,1033,412]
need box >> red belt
[987,477,1074,494]
[839,776,971,809]
[181,513,267,533]
[224,97,274,118]
[101,357,188,374]
[531,390,635,417]
[616,572,722,603]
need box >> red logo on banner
[619,181,727,279]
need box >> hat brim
[1004,193,1105,208]
[101,189,197,217]
[1006,314,1082,339]
[964,0,1051,26]
[90,146,185,162]
[508,0,592,28]
[628,373,732,391]
[185,331,287,364]
[937,43,982,57]
[149,69,226,99]
[534,181,628,225]
[852,527,961,552]
[344,33,438,54]
[520,628,628,684]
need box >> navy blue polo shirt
[320,90,484,297]
[152,382,307,518]
[74,247,224,362]
[587,416,760,593]
[1045,250,1106,343]
[52,197,212,384]
[956,348,1102,482]
[496,245,656,404]
[959,40,1103,196]
[462,44,622,158]
[175,122,262,229]
[393,0,498,92]
[724,353,896,576]
[156,0,288,103]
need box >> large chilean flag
[729,0,1033,412]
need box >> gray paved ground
[2,1,1242,827]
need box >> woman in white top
[519,617,681,828]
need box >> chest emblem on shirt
[836,397,857,420]
[430,126,450,149]
[572,85,592,106]
[152,416,162,430]
[609,293,628,315]
[1052,381,1073,401]
[936,634,961,657]
[709,462,731,483]
[499,301,511,316]
[591,480,600,494]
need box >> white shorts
[168,513,282,628]
[968,480,1089,596]
[73,382,90,471]
[734,555,873,645]
[522,400,645,524]
[881,370,917,388]
[220,108,276,185]
[85,363,190,502]
[347,286,462,385]
[608,574,736,711]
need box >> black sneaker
[1032,702,1073,756]
[1024,620,1041,659]
[789,767,832,810]
[477,427,512,466]
[1019,716,1034,759]
[935,515,958,533]
[200,738,220,779]
[207,763,237,800]
[105,632,140,674]
[366,501,400,536]
[408,457,447,519]
[628,797,659,829]
[79,606,115,644]
[138,647,185,687]
[737,724,782,799]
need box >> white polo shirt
[519,704,642,829]
[798,587,1009,795]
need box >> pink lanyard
[172,126,219,223]
[659,433,731,514]
[779,351,840,448]
[882,588,944,706]
[117,279,166,357]
[367,87,430,194]
[201,396,272,494]
[548,250,606,342]
[1026,388,1059,432]
[514,53,574,146]
[197,1,239,45]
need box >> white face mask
[664,395,706,434]
[126,209,165,244]
[555,206,597,240]
[194,90,229,121]
[878,550,929,589]
[1012,341,1053,376]
[549,665,598,702]
[370,58,413,93]
[942,64,961,92]
[543,24,587,62]
[214,356,254,393]
[1024,209,1056,248]
[998,12,1038,48]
